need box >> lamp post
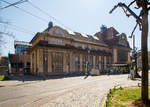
[129,35,140,78]
[85,48,90,76]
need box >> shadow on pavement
[84,76,88,79]
[9,74,85,82]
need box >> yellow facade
[30,26,130,76]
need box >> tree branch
[121,7,131,17]
[124,0,136,16]
[109,3,142,23]
[0,32,15,38]
[136,10,144,30]
[128,0,136,7]
[129,23,138,38]
[135,6,140,9]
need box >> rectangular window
[74,44,79,48]
[49,39,63,45]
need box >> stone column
[93,56,96,69]
[128,52,130,63]
[63,53,67,73]
[104,56,107,70]
[48,51,52,73]
[72,54,75,72]
[99,56,101,70]
[36,50,39,70]
[109,56,112,65]
[39,49,43,75]
[70,52,73,73]
[113,48,118,63]
[35,50,40,75]
[30,52,32,73]
[80,54,83,72]
[34,51,36,74]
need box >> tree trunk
[141,10,149,104]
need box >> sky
[0,0,150,56]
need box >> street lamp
[85,48,90,76]
[129,35,140,78]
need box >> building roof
[31,25,108,47]
[94,27,130,49]
[14,41,32,47]
[30,25,130,49]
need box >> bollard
[109,89,112,94]
[106,100,108,107]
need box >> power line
[0,22,36,34]
[0,23,35,35]
[0,22,36,35]
[7,26,35,35]
[28,0,73,31]
[0,32,15,38]
[1,0,48,23]
[0,0,28,10]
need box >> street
[0,75,140,107]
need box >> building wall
[113,48,117,63]
[30,46,110,75]
[30,26,131,76]
[30,37,130,75]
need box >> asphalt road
[0,74,140,107]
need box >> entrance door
[52,52,63,72]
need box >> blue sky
[0,0,150,56]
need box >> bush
[0,75,10,81]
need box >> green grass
[0,75,10,81]
[106,87,150,107]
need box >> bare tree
[110,0,149,105]
[0,0,24,54]
[0,21,15,53]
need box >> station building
[30,23,131,76]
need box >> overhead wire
[1,0,74,35]
[0,0,28,10]
[1,22,35,34]
[0,23,35,36]
[7,26,34,35]
[0,21,36,34]
[1,0,48,23]
[27,0,73,31]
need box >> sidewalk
[0,75,43,87]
